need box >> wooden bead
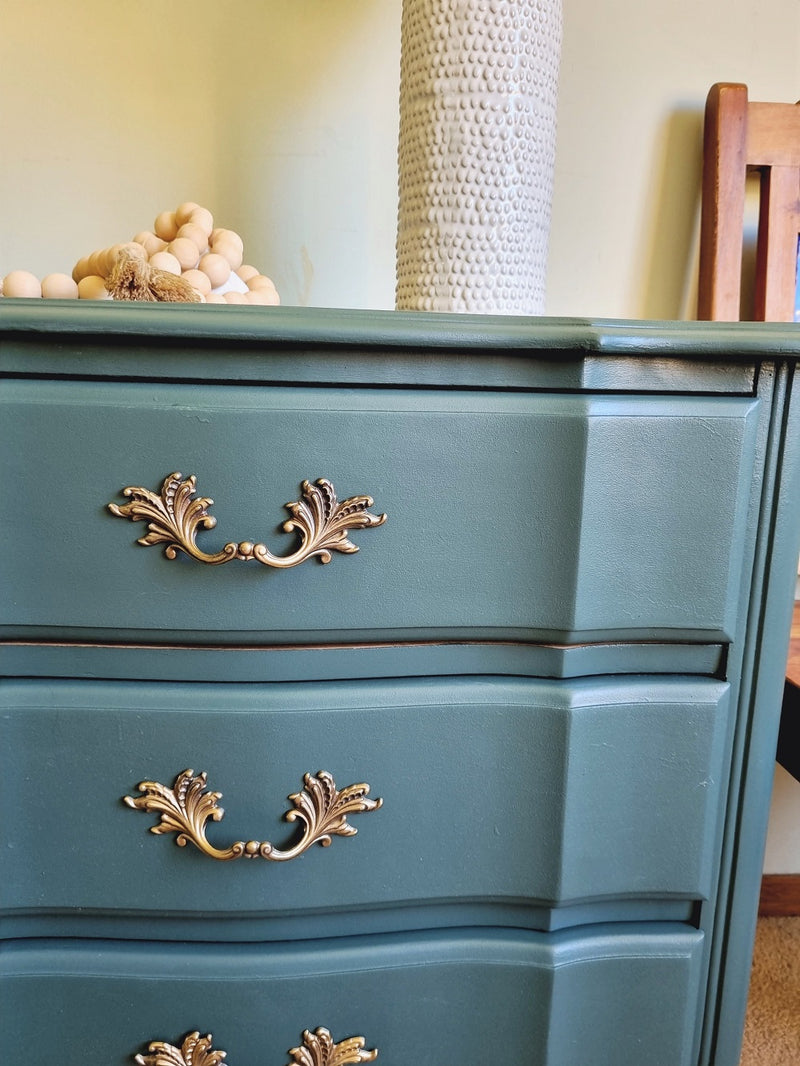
[3,270,41,297]
[41,273,79,299]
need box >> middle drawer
[0,675,729,937]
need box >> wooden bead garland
[0,201,280,305]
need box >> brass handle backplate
[135,1028,378,1066]
[124,769,383,861]
[108,474,386,568]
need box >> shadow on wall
[635,108,705,321]
[636,105,766,322]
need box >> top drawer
[0,380,758,644]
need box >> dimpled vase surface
[396,0,562,314]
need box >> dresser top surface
[2,299,800,355]
[4,301,797,391]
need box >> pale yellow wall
[2,0,798,869]
[549,0,800,319]
[0,2,225,279]
[764,768,800,874]
[6,0,800,316]
[0,0,400,306]
[209,0,400,308]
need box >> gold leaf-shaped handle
[135,1028,378,1066]
[124,769,383,862]
[108,474,386,568]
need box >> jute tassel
[106,244,202,302]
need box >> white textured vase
[396,0,562,314]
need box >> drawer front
[0,676,729,931]
[0,380,758,643]
[0,926,704,1066]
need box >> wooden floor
[785,602,800,688]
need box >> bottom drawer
[1,925,703,1066]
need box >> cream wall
[0,0,400,305]
[5,0,800,317]
[1,3,225,280]
[549,0,800,319]
[2,0,799,870]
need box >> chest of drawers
[2,304,799,1066]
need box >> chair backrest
[698,82,800,321]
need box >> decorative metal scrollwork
[108,474,386,568]
[287,1029,378,1066]
[123,769,383,862]
[134,1028,378,1066]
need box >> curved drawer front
[0,925,703,1066]
[0,380,758,643]
[0,676,729,929]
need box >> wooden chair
[698,81,800,321]
[781,614,800,782]
[698,82,800,784]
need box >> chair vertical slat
[698,83,749,320]
[754,165,800,322]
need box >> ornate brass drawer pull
[135,1028,378,1066]
[124,769,383,861]
[108,474,386,568]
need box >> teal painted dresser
[2,304,799,1066]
